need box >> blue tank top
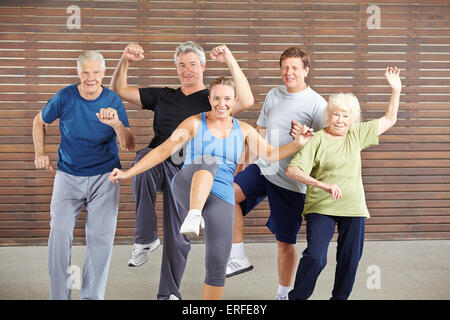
[183,112,244,205]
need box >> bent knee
[196,155,218,176]
[233,182,246,203]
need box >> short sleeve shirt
[255,86,327,193]
[41,84,129,176]
[289,119,379,218]
[138,87,211,149]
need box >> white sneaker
[128,238,160,267]
[275,295,289,300]
[226,256,254,278]
[168,294,180,300]
[180,211,205,236]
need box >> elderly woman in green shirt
[286,67,401,300]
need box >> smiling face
[280,57,309,93]
[77,60,105,99]
[326,106,353,137]
[208,84,236,119]
[176,51,206,89]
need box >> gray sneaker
[128,238,160,267]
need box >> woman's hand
[109,168,128,183]
[319,182,343,200]
[385,66,401,93]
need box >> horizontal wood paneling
[0,0,449,245]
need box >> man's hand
[290,120,314,146]
[122,43,144,62]
[290,120,307,139]
[96,108,121,129]
[34,154,53,170]
[210,45,234,65]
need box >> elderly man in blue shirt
[32,50,135,300]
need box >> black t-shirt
[138,87,211,165]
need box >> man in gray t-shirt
[227,47,327,300]
[256,85,325,194]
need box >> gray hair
[323,93,361,130]
[174,41,206,65]
[77,50,106,70]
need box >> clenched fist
[210,45,234,65]
[122,43,145,62]
[96,107,121,128]
[109,168,128,183]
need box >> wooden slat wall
[0,0,449,245]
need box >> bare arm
[234,125,267,174]
[286,166,342,200]
[109,115,199,182]
[210,45,254,115]
[256,125,266,137]
[113,125,135,152]
[241,122,313,162]
[96,108,135,151]
[377,67,402,136]
[110,44,144,106]
[32,112,54,170]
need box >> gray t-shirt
[255,85,327,193]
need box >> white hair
[323,93,361,130]
[77,50,106,70]
[174,41,206,65]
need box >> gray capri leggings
[171,155,234,287]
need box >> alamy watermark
[66,264,81,290]
[64,4,382,32]
[66,5,81,29]
[366,264,381,290]
[168,124,288,176]
[367,4,381,30]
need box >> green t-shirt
[289,119,379,218]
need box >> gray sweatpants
[132,148,189,300]
[47,171,119,300]
[172,155,235,287]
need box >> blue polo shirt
[41,84,130,176]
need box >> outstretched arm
[109,116,198,183]
[377,67,402,136]
[210,45,254,115]
[110,43,145,106]
[241,121,313,162]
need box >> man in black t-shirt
[110,41,253,299]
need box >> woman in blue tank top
[110,76,314,299]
